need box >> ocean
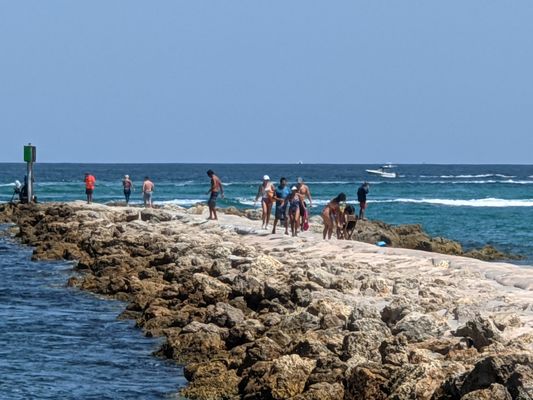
[1,163,532,265]
[0,227,186,399]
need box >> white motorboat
[365,164,398,178]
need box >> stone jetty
[1,202,532,399]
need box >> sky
[0,1,532,164]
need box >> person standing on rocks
[122,175,134,205]
[206,169,224,220]
[297,177,313,229]
[142,176,154,208]
[272,177,290,235]
[84,172,96,204]
[285,186,302,237]
[357,182,369,220]
[254,175,275,229]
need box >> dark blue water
[0,228,186,399]
[1,163,532,264]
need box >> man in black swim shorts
[206,170,224,220]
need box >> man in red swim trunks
[84,173,96,204]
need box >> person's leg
[322,212,330,240]
[261,200,267,227]
[294,208,300,236]
[272,206,280,233]
[208,198,214,219]
[289,212,295,236]
[212,201,218,220]
[265,201,273,227]
[328,213,335,239]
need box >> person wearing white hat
[122,174,134,205]
[255,175,275,229]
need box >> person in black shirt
[357,182,370,220]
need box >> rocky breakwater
[307,214,520,262]
[1,201,532,400]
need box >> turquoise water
[1,163,532,264]
[0,228,186,399]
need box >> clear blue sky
[1,1,532,163]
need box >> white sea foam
[438,174,516,179]
[373,198,533,207]
[0,183,15,187]
[173,181,195,187]
[158,199,206,206]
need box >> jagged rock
[208,302,245,328]
[393,312,450,342]
[263,355,316,399]
[440,354,533,399]
[182,360,241,400]
[453,316,503,350]
[345,364,389,400]
[292,382,345,400]
[140,209,172,222]
[460,383,512,400]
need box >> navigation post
[23,144,36,203]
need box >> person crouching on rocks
[321,193,346,240]
[254,175,275,229]
[142,176,154,208]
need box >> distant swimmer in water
[206,169,224,220]
[84,173,96,204]
[255,175,275,229]
[285,186,302,237]
[321,193,346,240]
[357,182,370,220]
[142,176,154,208]
[122,175,133,205]
[272,177,290,235]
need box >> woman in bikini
[255,175,275,229]
[284,186,302,237]
[321,193,347,240]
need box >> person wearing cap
[357,182,370,220]
[84,172,96,204]
[255,175,275,229]
[297,177,313,230]
[284,185,302,237]
[122,175,134,205]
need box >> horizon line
[1,161,533,166]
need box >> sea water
[0,228,187,399]
[1,163,532,264]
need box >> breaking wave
[373,198,533,207]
